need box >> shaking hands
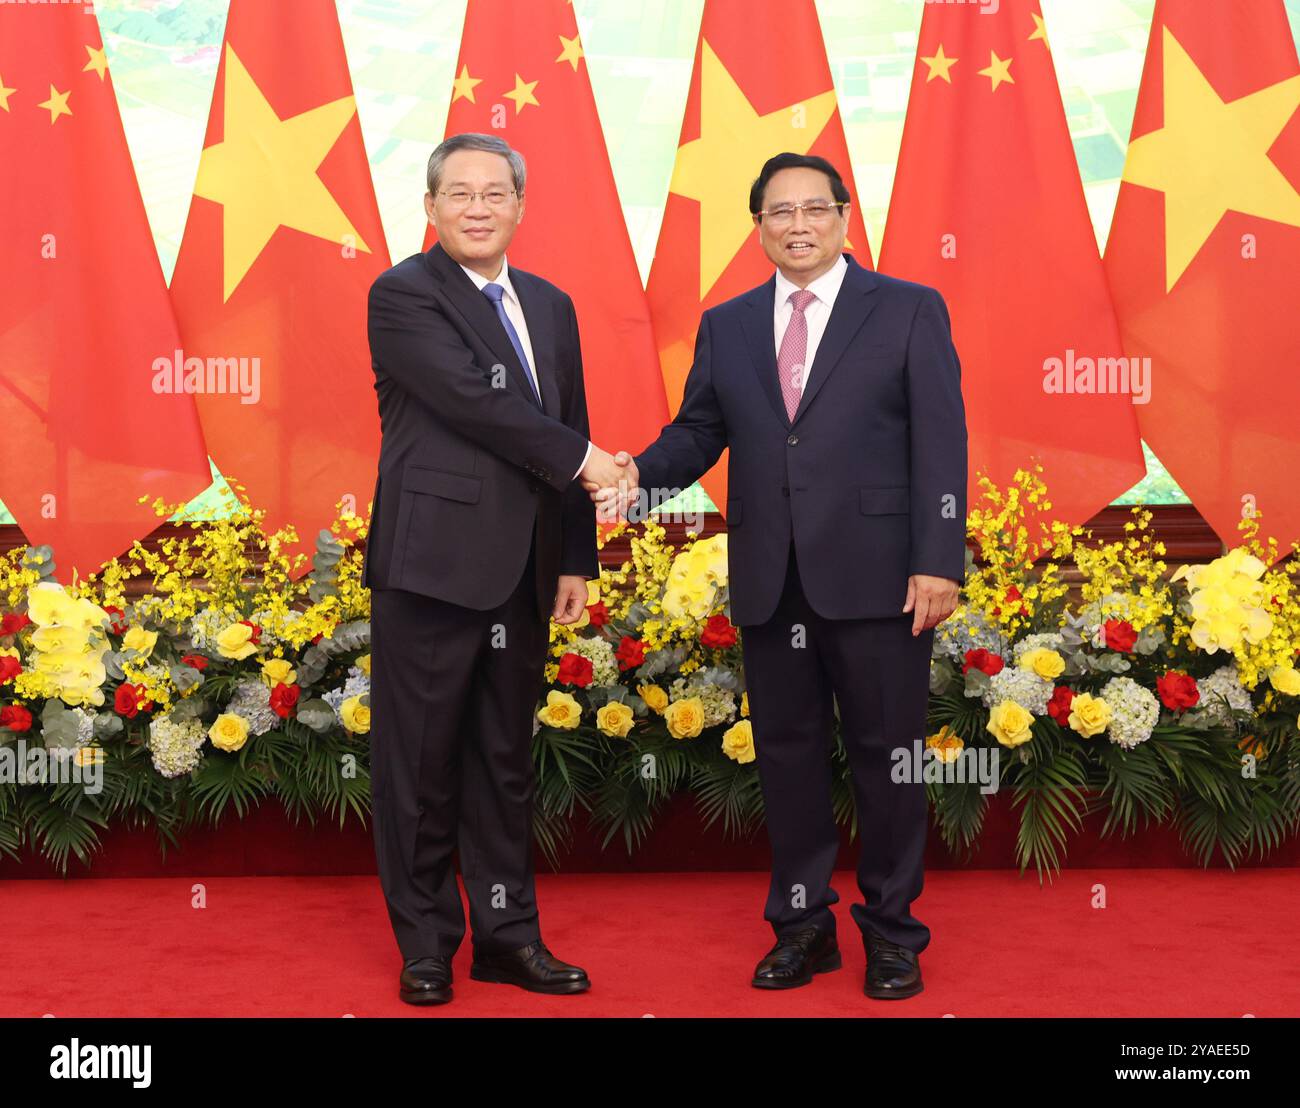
[579,447,639,521]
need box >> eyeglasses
[436,188,518,209]
[755,200,846,226]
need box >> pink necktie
[778,288,816,421]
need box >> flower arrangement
[2,467,1298,879]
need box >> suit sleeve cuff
[572,441,592,481]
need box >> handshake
[579,446,640,521]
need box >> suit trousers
[369,534,549,960]
[739,540,935,954]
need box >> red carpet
[2,869,1295,1017]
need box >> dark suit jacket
[361,242,598,620]
[635,253,968,626]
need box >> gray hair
[426,133,526,197]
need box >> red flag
[880,0,1145,534]
[1105,0,1300,553]
[646,0,872,514]
[170,0,389,571]
[0,2,210,583]
[427,0,667,455]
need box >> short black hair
[749,153,850,215]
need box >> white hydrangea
[71,707,95,747]
[227,679,279,736]
[981,665,1054,715]
[934,606,1006,663]
[187,607,229,651]
[1098,676,1159,749]
[668,677,737,728]
[563,637,619,687]
[148,716,206,778]
[1184,664,1252,729]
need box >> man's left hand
[903,574,960,636]
[553,575,589,625]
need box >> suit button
[787,434,799,446]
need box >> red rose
[615,636,645,671]
[0,612,32,636]
[239,620,262,643]
[0,655,22,683]
[557,652,594,688]
[1156,670,1200,711]
[962,648,1004,676]
[114,683,153,718]
[700,614,738,649]
[311,632,323,645]
[180,653,209,671]
[1047,685,1074,726]
[585,601,608,628]
[269,682,301,718]
[0,704,32,732]
[103,605,129,636]
[1103,619,1137,653]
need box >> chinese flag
[880,0,1144,535]
[0,3,210,583]
[646,0,872,514]
[170,0,389,572]
[426,0,667,454]
[1104,0,1300,554]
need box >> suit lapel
[511,270,561,417]
[740,276,790,429]
[791,255,880,424]
[425,243,543,410]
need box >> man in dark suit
[363,132,631,1005]
[588,153,968,1000]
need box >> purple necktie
[778,288,816,421]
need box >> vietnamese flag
[0,3,210,583]
[646,0,872,514]
[426,0,667,455]
[170,0,388,573]
[1104,0,1300,554]
[880,0,1145,535]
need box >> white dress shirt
[460,256,592,479]
[772,253,849,394]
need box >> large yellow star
[556,33,584,71]
[503,73,539,114]
[920,44,958,84]
[83,44,109,81]
[1122,26,1300,292]
[451,63,481,104]
[977,51,1015,92]
[670,40,838,298]
[194,45,370,302]
[37,85,72,123]
[0,75,14,112]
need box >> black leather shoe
[751,926,842,989]
[399,955,453,1005]
[470,940,590,994]
[864,930,923,999]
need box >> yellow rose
[1018,647,1064,681]
[926,725,965,764]
[537,690,581,730]
[1267,666,1300,696]
[208,712,250,752]
[638,684,668,715]
[341,695,371,734]
[215,622,259,661]
[261,657,297,687]
[665,697,705,740]
[121,625,158,658]
[722,719,755,763]
[987,699,1034,747]
[740,691,749,718]
[1068,692,1112,738]
[74,745,106,767]
[596,701,635,738]
[356,653,371,676]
